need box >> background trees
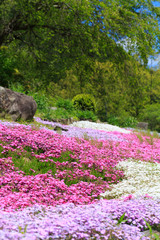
[1,0,160,121]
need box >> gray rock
[45,118,76,125]
[142,229,160,239]
[0,86,37,121]
[137,122,148,130]
[53,125,68,132]
[50,107,57,110]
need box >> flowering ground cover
[34,117,130,141]
[101,159,160,199]
[0,199,160,240]
[0,118,160,239]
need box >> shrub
[139,104,160,132]
[49,108,73,120]
[107,115,138,128]
[72,94,96,112]
[107,115,120,126]
[31,92,49,111]
[76,110,97,122]
[0,46,16,87]
[55,98,74,112]
[9,83,26,94]
[120,116,138,128]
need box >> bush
[107,115,120,126]
[51,108,72,120]
[76,110,97,122]
[0,46,17,87]
[55,98,74,112]
[31,92,49,111]
[9,83,26,94]
[107,114,138,128]
[139,104,160,132]
[72,94,96,112]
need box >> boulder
[0,86,37,121]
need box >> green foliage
[120,60,150,117]
[25,92,98,122]
[1,0,160,122]
[117,213,127,225]
[55,98,74,112]
[9,83,26,94]
[0,142,74,178]
[50,108,73,120]
[36,94,59,120]
[1,0,160,63]
[18,225,28,234]
[107,116,120,127]
[139,104,160,132]
[41,108,52,121]
[29,92,53,120]
[31,92,49,111]
[12,154,55,176]
[149,69,160,104]
[120,116,138,128]
[1,0,159,122]
[0,46,16,87]
[76,110,97,122]
[72,94,96,112]
[107,114,138,128]
[33,94,99,122]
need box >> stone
[53,125,68,132]
[96,119,101,123]
[50,107,57,110]
[137,122,148,130]
[44,118,75,125]
[0,86,37,121]
[142,230,160,239]
[60,118,73,125]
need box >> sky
[117,1,160,68]
[148,1,160,68]
[148,56,160,68]
[153,1,160,7]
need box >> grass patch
[12,155,57,176]
[9,150,78,177]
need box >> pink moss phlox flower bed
[35,117,160,163]
[0,121,160,211]
[0,122,122,211]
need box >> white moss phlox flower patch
[101,159,160,199]
[70,120,131,133]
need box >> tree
[1,0,160,62]
[0,46,17,87]
[119,60,151,116]
[1,0,160,121]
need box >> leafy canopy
[0,0,160,64]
